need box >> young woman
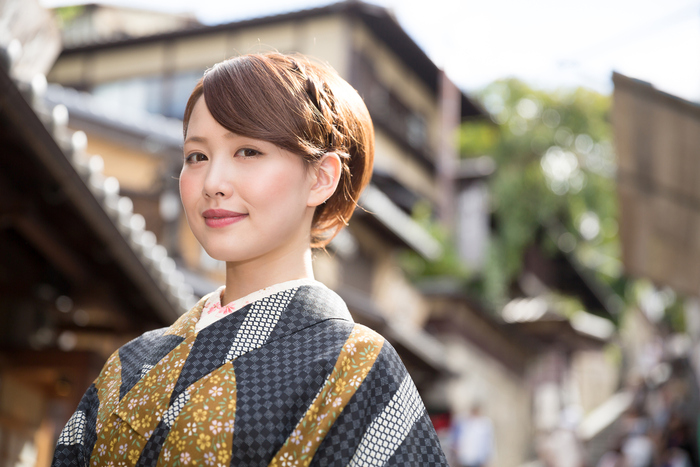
[53,52,448,467]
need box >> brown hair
[183,52,374,247]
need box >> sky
[40,0,700,101]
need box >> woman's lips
[202,209,247,228]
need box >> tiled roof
[3,57,196,318]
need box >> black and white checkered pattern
[136,421,170,467]
[119,330,183,399]
[387,413,449,466]
[140,364,154,377]
[348,375,424,466]
[57,410,86,446]
[51,285,449,467]
[162,391,189,428]
[224,288,297,363]
[170,308,249,403]
[230,321,352,465]
[310,342,406,466]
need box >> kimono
[52,282,448,466]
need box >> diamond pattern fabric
[51,284,447,466]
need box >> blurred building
[612,72,700,462]
[613,71,700,376]
[57,3,200,49]
[0,0,198,465]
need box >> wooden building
[0,43,195,467]
[613,72,700,298]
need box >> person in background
[452,403,494,467]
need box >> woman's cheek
[267,165,305,198]
[179,171,200,213]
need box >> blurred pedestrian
[452,403,494,467]
[621,417,654,467]
[596,439,624,467]
[539,407,584,467]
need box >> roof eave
[56,0,486,119]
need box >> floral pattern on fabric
[156,362,237,467]
[165,296,208,337]
[90,337,195,465]
[93,352,122,439]
[269,325,384,467]
[90,413,145,467]
[53,285,449,467]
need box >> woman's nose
[202,164,233,199]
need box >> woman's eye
[236,148,262,158]
[185,152,207,164]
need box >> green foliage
[461,79,622,310]
[399,201,470,281]
[53,6,85,27]
[664,299,686,333]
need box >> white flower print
[209,420,222,434]
[118,444,127,455]
[302,440,312,454]
[349,375,362,388]
[209,386,223,397]
[204,452,216,466]
[280,452,298,467]
[98,444,106,456]
[224,420,235,433]
[344,343,356,355]
[332,397,343,407]
[180,452,191,465]
[184,422,197,436]
[163,449,171,462]
[128,399,138,410]
[290,429,303,445]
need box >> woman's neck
[223,246,314,305]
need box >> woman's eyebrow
[184,135,207,144]
[186,132,239,144]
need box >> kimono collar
[195,278,325,332]
[163,279,345,339]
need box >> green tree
[462,79,621,310]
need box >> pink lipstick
[202,209,247,228]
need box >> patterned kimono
[52,282,448,466]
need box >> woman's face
[180,96,316,265]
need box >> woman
[53,52,448,467]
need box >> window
[92,69,203,120]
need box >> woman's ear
[307,152,342,207]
